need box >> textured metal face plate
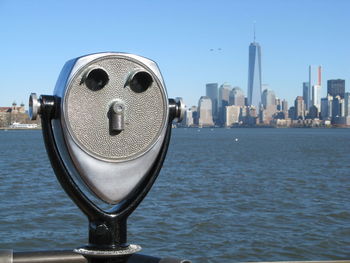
[64,56,167,161]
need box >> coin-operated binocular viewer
[29,53,185,262]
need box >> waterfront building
[294,96,305,120]
[308,65,322,110]
[275,97,281,111]
[345,92,350,116]
[288,106,296,120]
[282,99,289,119]
[282,99,288,112]
[225,105,240,127]
[321,96,332,120]
[218,83,232,125]
[274,111,286,120]
[206,83,219,122]
[229,87,245,107]
[240,106,258,125]
[261,89,276,109]
[247,40,262,109]
[198,96,214,127]
[244,97,248,106]
[0,102,26,114]
[0,102,39,127]
[312,85,321,111]
[184,107,194,127]
[331,95,343,118]
[303,82,310,109]
[218,83,231,107]
[308,105,319,119]
[259,108,272,124]
[192,106,199,125]
[261,89,277,124]
[340,98,345,117]
[327,79,345,98]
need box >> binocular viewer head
[30,52,184,205]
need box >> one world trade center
[247,40,262,109]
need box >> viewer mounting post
[29,52,185,263]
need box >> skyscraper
[218,83,232,108]
[229,87,245,107]
[247,40,262,109]
[344,92,350,117]
[309,65,322,110]
[282,99,288,112]
[198,96,214,127]
[206,83,218,121]
[312,85,321,111]
[303,82,310,109]
[261,89,277,123]
[327,79,345,98]
[225,105,240,127]
[261,89,276,109]
[218,83,232,125]
[321,96,332,120]
[294,96,305,120]
[184,107,194,127]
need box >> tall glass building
[229,87,245,107]
[303,82,310,109]
[345,92,350,117]
[198,96,214,127]
[205,83,218,122]
[327,79,345,98]
[309,65,322,110]
[247,41,262,109]
[261,89,276,109]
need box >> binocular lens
[85,68,109,91]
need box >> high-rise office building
[294,96,305,120]
[345,92,350,117]
[261,89,277,124]
[327,79,345,98]
[206,83,218,121]
[282,100,288,112]
[312,85,321,111]
[184,107,194,127]
[309,65,322,110]
[218,83,231,107]
[275,97,281,111]
[261,89,276,109]
[225,105,240,127]
[332,96,343,118]
[218,83,232,125]
[229,87,245,107]
[247,40,262,109]
[282,99,288,118]
[321,96,332,120]
[303,82,310,109]
[198,96,214,127]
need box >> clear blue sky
[0,0,349,108]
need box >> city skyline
[181,38,350,128]
[0,1,350,109]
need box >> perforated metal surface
[64,56,167,161]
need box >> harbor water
[0,128,350,262]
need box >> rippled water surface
[1,128,350,262]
